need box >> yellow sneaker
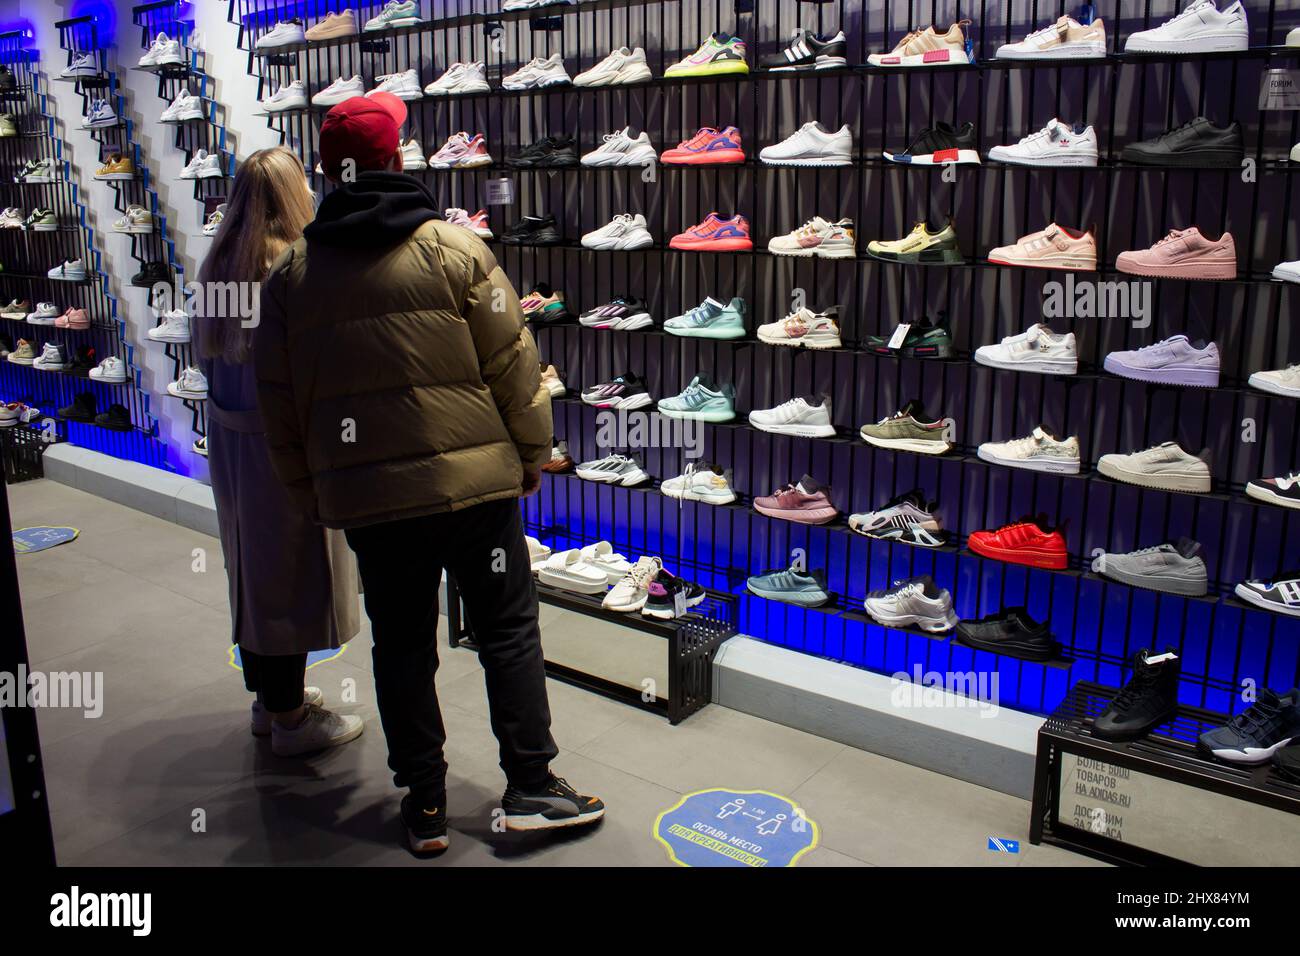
[664,32,749,78]
[94,153,135,181]
[867,222,963,265]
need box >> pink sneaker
[752,474,838,525]
[428,132,492,169]
[669,212,752,251]
[444,206,492,238]
[988,223,1096,271]
[54,307,89,329]
[1116,227,1237,280]
[659,126,745,165]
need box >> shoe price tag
[1260,69,1300,111]
[673,589,688,618]
[1144,651,1178,665]
[485,178,515,206]
[886,323,911,351]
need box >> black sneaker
[501,214,560,246]
[1273,743,1300,783]
[1120,117,1243,168]
[1091,648,1180,742]
[1246,472,1300,510]
[94,402,133,431]
[502,773,605,832]
[70,345,96,375]
[955,608,1061,661]
[642,569,706,619]
[1199,688,1300,764]
[58,391,96,422]
[0,66,16,93]
[884,122,980,166]
[131,261,172,287]
[1234,570,1300,618]
[400,793,449,853]
[761,28,848,71]
[864,314,954,358]
[508,134,578,168]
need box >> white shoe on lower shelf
[270,703,364,756]
[526,535,551,572]
[579,541,632,583]
[538,550,608,594]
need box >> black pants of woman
[240,647,307,713]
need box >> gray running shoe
[1092,537,1207,596]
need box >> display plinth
[1030,682,1300,866]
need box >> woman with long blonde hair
[195,146,363,755]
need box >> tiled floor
[8,478,1101,866]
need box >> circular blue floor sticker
[13,526,79,553]
[229,645,347,671]
[654,788,818,867]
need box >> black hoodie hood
[304,171,442,249]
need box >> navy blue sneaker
[1198,689,1300,765]
[746,567,832,606]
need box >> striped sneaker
[578,296,653,331]
[656,374,735,422]
[580,372,653,410]
[849,489,947,547]
[574,453,650,486]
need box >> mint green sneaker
[363,0,422,31]
[657,374,736,422]
[664,296,746,339]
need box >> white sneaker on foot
[270,702,364,755]
[251,686,323,736]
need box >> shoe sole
[867,248,963,265]
[987,150,1098,167]
[995,45,1106,60]
[1103,357,1219,388]
[660,151,746,166]
[669,238,753,252]
[765,57,848,72]
[581,234,654,251]
[147,335,190,343]
[573,67,653,87]
[859,431,951,455]
[1199,736,1296,764]
[115,226,153,234]
[537,571,607,594]
[642,592,706,619]
[1097,457,1211,493]
[974,351,1077,376]
[756,331,842,349]
[1121,149,1242,167]
[883,149,981,166]
[852,526,948,548]
[95,174,134,181]
[581,151,658,167]
[167,387,208,400]
[574,468,649,487]
[868,50,971,67]
[656,407,734,422]
[863,602,956,633]
[968,539,1067,570]
[976,445,1080,474]
[768,244,856,259]
[365,17,423,29]
[580,393,653,410]
[271,721,364,756]
[752,503,837,524]
[663,325,745,340]
[988,254,1097,271]
[1272,266,1300,284]
[1245,482,1300,510]
[750,420,836,438]
[661,487,737,505]
[953,631,1059,661]
[580,313,653,331]
[504,807,606,831]
[746,583,831,606]
[1115,258,1236,280]
[1233,583,1300,618]
[664,62,750,78]
[1098,564,1207,596]
[760,156,852,167]
[1125,37,1248,54]
[407,831,450,852]
[425,84,491,96]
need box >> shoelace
[1153,228,1192,246]
[681,128,716,149]
[1167,1,1214,26]
[1109,668,1160,710]
[1227,697,1284,735]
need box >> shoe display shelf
[1029,681,1300,865]
[0,29,165,467]
[229,0,1300,722]
[446,519,739,724]
[56,15,205,444]
[133,0,241,453]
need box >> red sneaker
[660,126,745,165]
[669,212,752,252]
[967,516,1068,569]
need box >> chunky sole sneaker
[580,391,653,410]
[756,326,841,349]
[752,501,838,524]
[1096,457,1211,494]
[1098,563,1207,597]
[1103,355,1219,388]
[995,41,1106,60]
[750,419,836,439]
[1115,256,1236,281]
[987,147,1097,167]
[976,445,1080,474]
[760,151,852,168]
[503,776,605,831]
[968,538,1068,570]
[868,246,962,266]
[745,580,831,606]
[1246,481,1300,510]
[862,599,957,633]
[1126,34,1248,55]
[656,405,734,423]
[848,519,948,549]
[1233,583,1300,619]
[870,48,971,68]
[663,324,746,340]
[401,794,450,853]
[574,462,649,486]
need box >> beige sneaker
[1098,442,1211,494]
[988,223,1097,271]
[540,364,565,398]
[304,8,357,41]
[995,16,1107,60]
[868,21,971,67]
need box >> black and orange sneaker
[502,774,605,832]
[401,793,449,853]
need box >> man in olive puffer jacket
[254,93,604,852]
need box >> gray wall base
[713,637,1042,799]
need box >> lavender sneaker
[1103,335,1220,388]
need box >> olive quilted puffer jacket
[254,175,550,529]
